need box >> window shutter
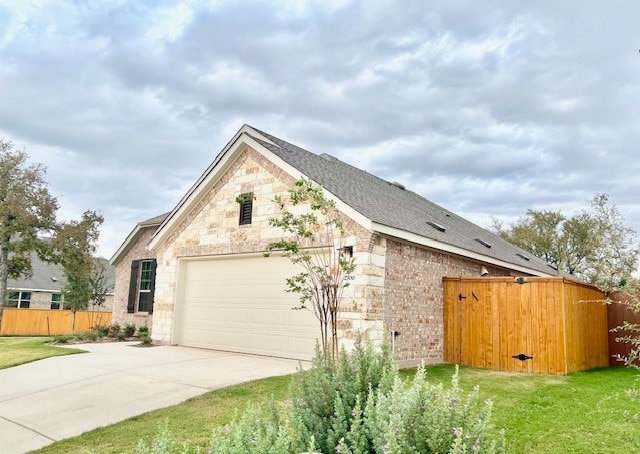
[127,260,139,313]
[148,259,157,314]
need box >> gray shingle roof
[248,127,558,276]
[8,254,116,292]
[140,212,170,226]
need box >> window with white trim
[7,291,31,308]
[51,293,62,310]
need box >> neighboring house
[7,254,115,311]
[110,125,559,366]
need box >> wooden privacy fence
[607,292,640,367]
[0,308,112,336]
[444,277,609,375]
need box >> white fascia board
[148,129,373,250]
[7,287,60,293]
[373,223,553,277]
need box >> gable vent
[516,253,530,261]
[426,221,446,232]
[475,239,492,249]
[390,181,406,190]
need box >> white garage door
[178,255,319,360]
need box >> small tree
[87,260,110,327]
[51,210,104,330]
[0,140,58,319]
[266,178,355,358]
[89,261,109,310]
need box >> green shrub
[83,331,98,342]
[53,334,73,344]
[93,324,110,337]
[140,334,153,345]
[138,325,150,336]
[285,341,396,453]
[116,331,127,341]
[124,324,136,337]
[209,341,505,453]
[109,324,121,337]
[138,341,505,454]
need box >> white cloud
[0,0,639,258]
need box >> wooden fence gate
[444,277,609,375]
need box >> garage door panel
[288,336,318,356]
[250,308,286,325]
[179,255,318,360]
[291,309,318,328]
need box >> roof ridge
[249,128,424,197]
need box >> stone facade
[383,238,512,367]
[151,146,385,346]
[112,226,157,329]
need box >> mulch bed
[50,336,154,346]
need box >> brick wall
[384,238,511,367]
[112,226,157,329]
[8,291,112,311]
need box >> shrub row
[53,323,150,343]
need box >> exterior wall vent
[426,221,446,232]
[475,239,492,248]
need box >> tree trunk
[0,241,9,320]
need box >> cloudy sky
[1,0,639,258]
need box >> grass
[33,364,640,454]
[0,336,85,369]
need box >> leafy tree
[0,140,104,322]
[52,210,104,312]
[266,178,356,358]
[0,140,58,319]
[492,193,639,287]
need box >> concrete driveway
[0,342,303,454]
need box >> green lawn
[0,337,85,369]
[33,365,640,454]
